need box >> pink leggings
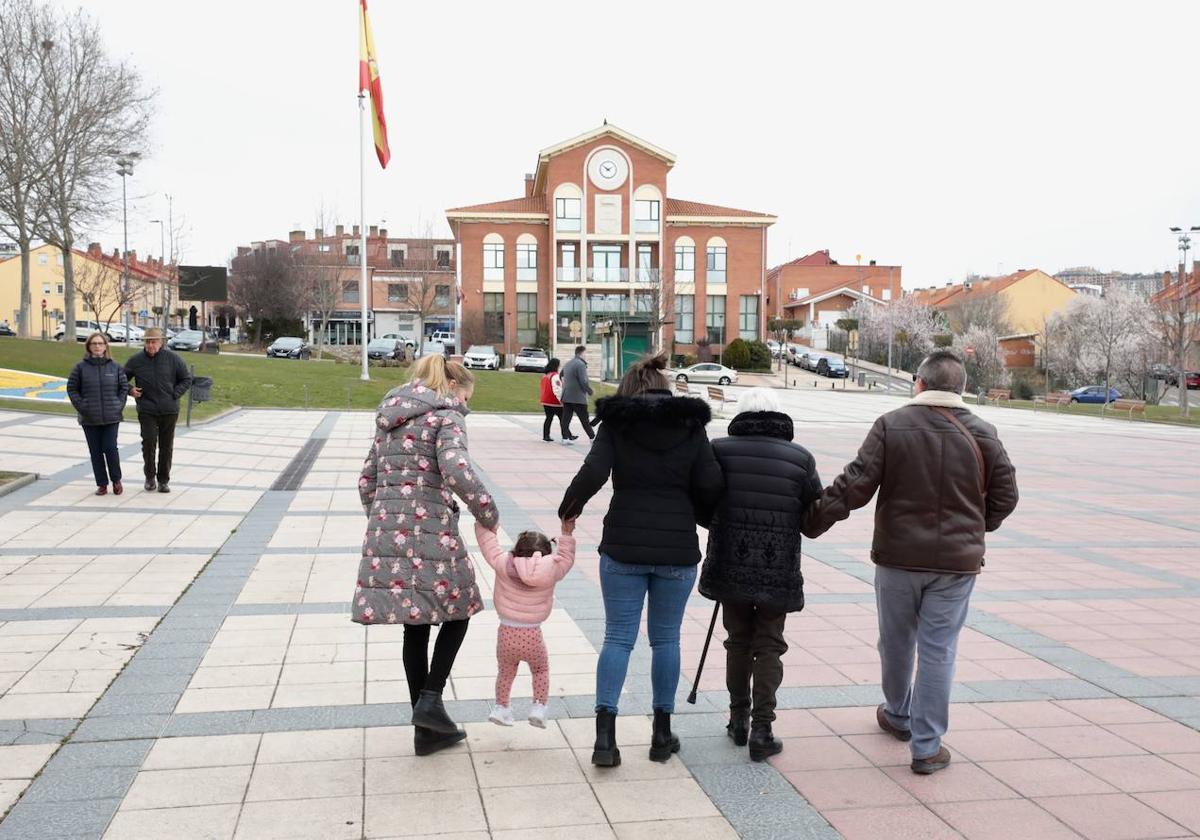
[495,625,549,705]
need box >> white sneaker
[559,439,575,446]
[528,702,548,728]
[488,704,514,727]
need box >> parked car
[786,345,803,366]
[1070,385,1120,404]
[817,356,848,378]
[463,345,500,370]
[673,363,739,386]
[513,347,550,372]
[1166,370,1200,389]
[54,320,107,341]
[106,323,145,343]
[801,353,826,372]
[168,329,216,352]
[766,339,782,359]
[379,333,417,350]
[419,340,447,358]
[366,338,403,361]
[0,324,15,337]
[266,337,311,360]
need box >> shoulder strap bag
[930,406,986,498]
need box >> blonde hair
[409,354,475,396]
[83,332,112,360]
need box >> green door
[621,334,649,374]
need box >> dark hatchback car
[366,338,404,361]
[817,357,848,378]
[266,337,311,360]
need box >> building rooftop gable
[445,195,548,217]
[665,197,774,221]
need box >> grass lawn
[0,470,27,486]
[1003,398,1200,427]
[0,338,611,419]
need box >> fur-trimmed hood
[728,410,793,441]
[593,390,712,451]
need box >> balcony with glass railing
[556,267,582,283]
[634,268,661,284]
[708,270,726,284]
[587,267,628,283]
[634,218,660,234]
[555,216,581,233]
[517,267,537,282]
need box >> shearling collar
[728,411,794,440]
[908,389,971,411]
[594,391,712,427]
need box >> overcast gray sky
[68,0,1200,287]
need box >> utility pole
[1169,226,1198,418]
[886,266,894,383]
[116,154,139,340]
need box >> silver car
[673,363,739,386]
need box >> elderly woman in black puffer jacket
[700,387,823,761]
[67,332,130,496]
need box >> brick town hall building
[446,125,775,374]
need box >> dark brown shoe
[911,746,952,775]
[877,704,911,742]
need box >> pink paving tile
[1105,722,1200,754]
[767,736,873,772]
[811,706,880,736]
[942,729,1057,762]
[1035,793,1190,840]
[978,758,1117,797]
[1023,725,1147,759]
[783,767,916,810]
[1163,753,1200,776]
[980,701,1090,729]
[931,799,1086,840]
[825,804,964,840]
[842,733,915,767]
[883,762,1020,804]
[1073,755,1200,793]
[771,709,834,738]
[977,657,1070,680]
[947,704,1007,731]
[1053,699,1167,726]
[1134,791,1200,835]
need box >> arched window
[553,184,582,233]
[483,233,504,281]
[516,233,538,282]
[674,235,695,283]
[634,185,662,234]
[706,237,727,284]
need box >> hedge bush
[747,340,772,370]
[723,338,751,370]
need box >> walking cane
[687,601,721,705]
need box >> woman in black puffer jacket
[559,353,723,769]
[700,387,822,761]
[66,332,130,496]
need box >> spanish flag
[358,0,390,168]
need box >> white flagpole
[358,89,370,382]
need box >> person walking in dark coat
[803,351,1019,775]
[354,354,500,756]
[66,332,130,496]
[123,327,192,493]
[699,388,822,761]
[559,353,724,767]
[559,345,594,443]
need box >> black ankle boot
[591,709,621,767]
[649,709,681,762]
[411,689,460,735]
[727,711,750,747]
[748,723,783,762]
[413,724,466,756]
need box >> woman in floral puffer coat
[352,354,499,756]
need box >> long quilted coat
[351,380,499,625]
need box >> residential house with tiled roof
[908,269,1076,335]
[445,124,775,371]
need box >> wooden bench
[986,388,1012,405]
[675,380,691,396]
[706,385,738,411]
[1034,391,1072,410]
[1111,398,1147,419]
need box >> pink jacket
[475,522,575,625]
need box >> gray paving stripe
[0,718,79,746]
[0,606,168,622]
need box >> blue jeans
[875,565,976,759]
[82,423,122,487]
[595,555,697,714]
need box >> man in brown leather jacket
[803,350,1018,775]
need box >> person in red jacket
[539,358,564,442]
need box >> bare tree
[227,250,305,345]
[398,274,449,354]
[1150,272,1199,417]
[1076,288,1144,411]
[30,6,152,343]
[947,293,1012,337]
[0,0,48,338]
[632,278,675,354]
[953,325,1009,393]
[73,255,134,332]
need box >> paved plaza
[0,388,1198,839]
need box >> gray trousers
[875,565,976,759]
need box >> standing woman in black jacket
[559,354,723,767]
[67,332,130,496]
[699,387,822,761]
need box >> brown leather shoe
[911,746,952,775]
[94,485,107,496]
[113,482,123,496]
[877,704,911,742]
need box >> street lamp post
[150,218,164,334]
[115,153,139,342]
[1168,226,1199,417]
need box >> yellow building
[0,243,166,336]
[909,269,1076,335]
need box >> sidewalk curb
[0,472,38,498]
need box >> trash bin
[857,372,867,388]
[191,376,213,403]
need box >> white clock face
[588,151,628,190]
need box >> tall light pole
[1168,226,1199,417]
[116,153,139,341]
[150,218,165,334]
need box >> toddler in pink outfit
[475,519,576,727]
